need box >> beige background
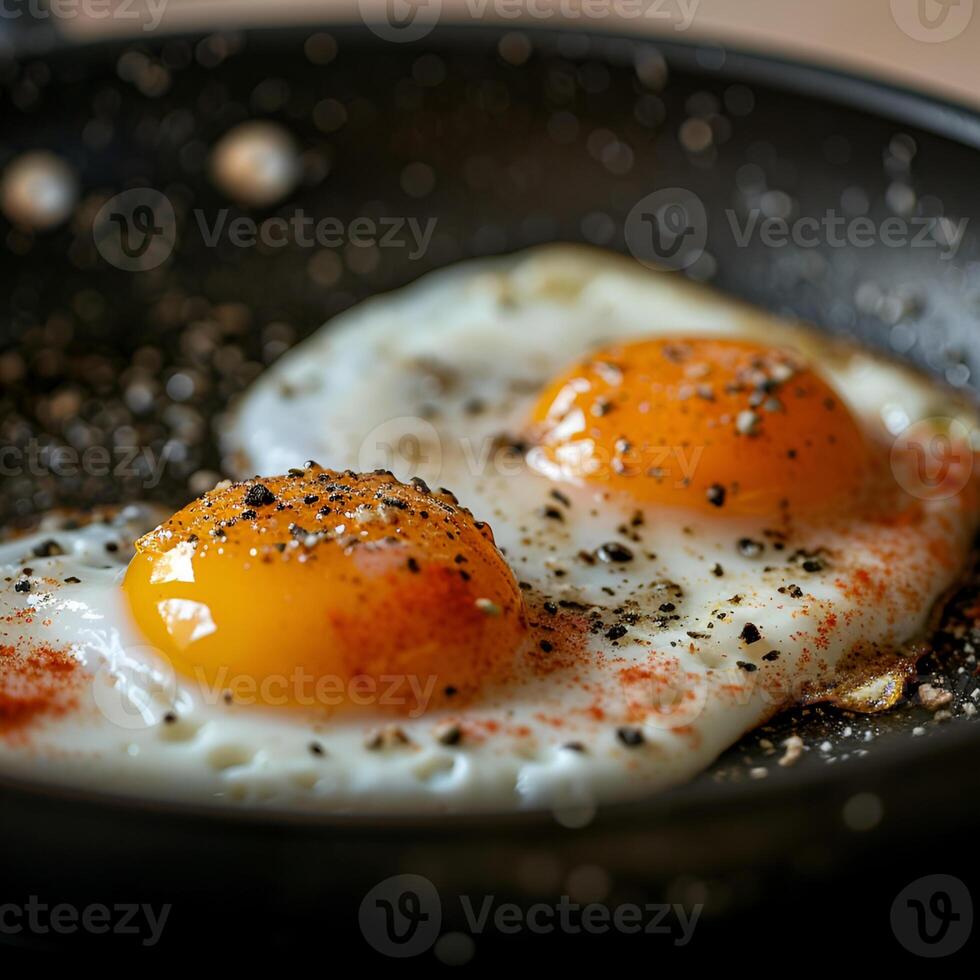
[68,0,980,108]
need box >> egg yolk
[124,468,527,715]
[527,337,871,517]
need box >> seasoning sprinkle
[596,542,634,563]
[243,483,276,507]
[616,726,645,747]
[435,722,463,746]
[475,598,501,617]
[706,483,726,508]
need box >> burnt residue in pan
[0,27,978,777]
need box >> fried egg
[1,245,977,813]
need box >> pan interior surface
[0,25,979,819]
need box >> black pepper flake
[739,623,762,644]
[802,558,824,573]
[406,557,420,573]
[435,723,462,746]
[543,601,557,615]
[596,542,634,563]
[163,711,177,724]
[443,686,458,698]
[706,483,726,508]
[762,650,780,662]
[659,602,676,612]
[33,539,64,558]
[308,741,325,756]
[303,494,320,505]
[14,580,30,593]
[105,541,119,553]
[711,563,724,577]
[736,661,758,672]
[563,741,586,753]
[541,506,565,522]
[244,483,276,507]
[616,726,645,747]
[550,489,571,507]
[606,625,628,640]
[240,509,257,521]
[737,538,764,558]
[64,576,81,584]
[539,640,553,653]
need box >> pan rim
[14,20,980,143]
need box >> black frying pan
[0,21,978,961]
